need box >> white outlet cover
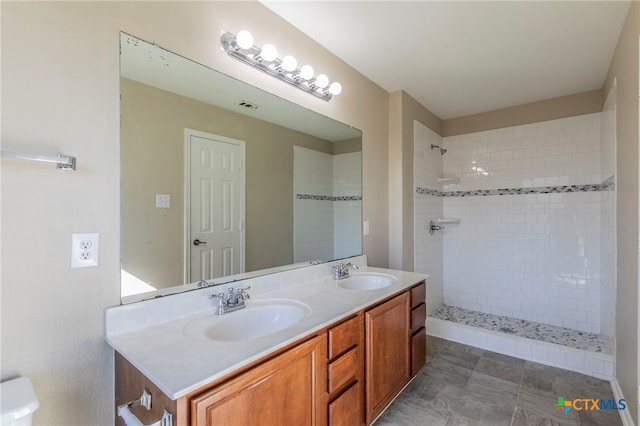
[71,233,99,268]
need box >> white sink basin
[184,299,310,342]
[334,272,398,291]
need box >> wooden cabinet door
[329,382,361,426]
[365,292,410,424]
[411,328,427,375]
[191,336,325,426]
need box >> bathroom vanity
[111,32,429,426]
[107,258,427,426]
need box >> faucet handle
[209,292,227,314]
[237,286,251,300]
[209,292,225,301]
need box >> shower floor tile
[431,305,604,353]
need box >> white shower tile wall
[443,113,602,191]
[442,113,603,334]
[294,146,334,262]
[333,152,362,259]
[293,147,362,263]
[413,121,444,315]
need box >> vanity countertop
[106,263,428,400]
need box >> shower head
[430,144,447,156]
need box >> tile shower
[293,146,362,262]
[415,104,616,379]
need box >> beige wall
[332,137,361,155]
[389,91,442,271]
[1,2,389,425]
[443,90,604,136]
[121,78,339,288]
[603,1,639,422]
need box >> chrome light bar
[220,31,342,102]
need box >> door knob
[193,239,207,246]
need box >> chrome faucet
[209,286,251,315]
[333,262,359,280]
[196,280,212,288]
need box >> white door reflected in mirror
[186,130,245,282]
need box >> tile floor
[375,337,623,426]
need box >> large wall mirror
[120,33,363,303]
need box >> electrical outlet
[71,233,99,268]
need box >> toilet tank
[1,377,39,426]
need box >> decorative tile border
[415,188,441,197]
[416,175,615,198]
[334,195,362,201]
[296,194,362,201]
[441,184,601,197]
[601,175,615,191]
[297,194,333,201]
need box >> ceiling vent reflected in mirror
[238,100,260,110]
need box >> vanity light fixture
[220,30,342,101]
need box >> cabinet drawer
[328,347,358,394]
[410,303,426,331]
[329,382,361,426]
[328,316,359,359]
[410,282,426,308]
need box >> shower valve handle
[428,220,445,235]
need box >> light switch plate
[363,220,370,236]
[156,194,170,208]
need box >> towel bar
[436,217,461,225]
[117,388,173,426]
[1,150,76,170]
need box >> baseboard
[610,377,636,426]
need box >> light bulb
[260,44,278,62]
[299,65,314,80]
[315,74,329,88]
[236,30,254,50]
[282,55,297,72]
[329,82,342,96]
